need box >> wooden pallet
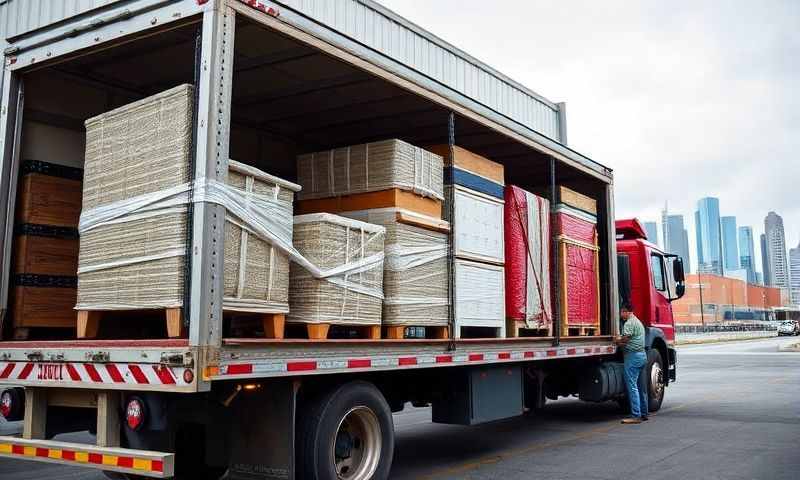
[565,325,600,337]
[383,325,449,340]
[286,323,382,340]
[506,319,552,338]
[226,312,286,339]
[457,325,504,339]
[77,308,184,339]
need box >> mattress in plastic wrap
[289,213,385,325]
[554,204,599,328]
[504,185,551,328]
[343,208,449,327]
[296,139,444,201]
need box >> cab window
[650,253,666,292]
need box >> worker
[615,302,649,424]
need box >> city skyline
[640,198,796,298]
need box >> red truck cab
[616,218,685,390]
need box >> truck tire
[647,349,665,412]
[298,381,394,480]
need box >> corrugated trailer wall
[0,0,565,144]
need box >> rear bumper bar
[0,436,174,478]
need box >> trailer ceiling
[24,14,601,192]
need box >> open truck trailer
[0,1,684,478]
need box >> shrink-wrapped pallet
[504,185,551,332]
[223,162,300,313]
[554,204,600,334]
[444,184,505,264]
[77,85,194,310]
[343,209,449,327]
[289,214,385,325]
[453,258,505,338]
[77,84,299,316]
[296,139,444,201]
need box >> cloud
[378,0,800,270]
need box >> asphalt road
[2,336,799,479]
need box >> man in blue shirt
[615,302,649,424]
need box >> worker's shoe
[641,416,649,421]
[621,417,642,424]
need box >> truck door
[649,251,675,341]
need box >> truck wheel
[298,381,394,480]
[647,349,665,412]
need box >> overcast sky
[378,0,800,273]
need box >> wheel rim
[332,406,382,480]
[650,360,664,401]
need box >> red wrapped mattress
[504,186,551,329]
[554,205,599,330]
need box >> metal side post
[189,3,236,356]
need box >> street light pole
[698,275,706,327]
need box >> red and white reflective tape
[0,361,191,387]
[216,345,617,378]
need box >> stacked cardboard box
[432,145,506,338]
[295,140,450,338]
[554,186,600,336]
[288,213,385,338]
[504,185,552,337]
[77,85,298,338]
[9,160,83,338]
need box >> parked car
[777,320,800,336]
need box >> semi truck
[0,1,685,479]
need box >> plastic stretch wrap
[77,84,194,310]
[296,139,444,201]
[343,208,449,326]
[453,259,505,337]
[444,185,505,264]
[554,205,600,328]
[504,186,551,329]
[289,214,385,325]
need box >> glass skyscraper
[721,216,739,271]
[764,211,790,291]
[790,242,800,306]
[661,211,691,273]
[738,226,756,284]
[761,233,771,286]
[695,197,722,275]
[643,221,659,247]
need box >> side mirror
[673,257,686,283]
[675,283,686,298]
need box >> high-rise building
[761,233,771,286]
[755,272,763,285]
[695,197,722,275]
[721,216,739,271]
[643,221,659,247]
[789,242,800,306]
[738,226,756,284]
[661,209,691,272]
[764,212,790,291]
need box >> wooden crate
[13,231,79,276]
[296,188,442,219]
[11,280,78,332]
[556,239,600,335]
[16,165,82,228]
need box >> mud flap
[226,379,299,480]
